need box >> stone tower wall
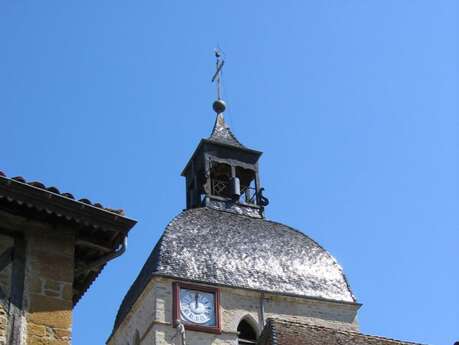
[108,277,359,345]
[0,234,13,345]
[23,224,74,345]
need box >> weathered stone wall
[0,304,8,345]
[109,277,360,345]
[23,224,75,345]
[0,234,13,345]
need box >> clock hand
[195,293,198,309]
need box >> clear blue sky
[1,1,457,345]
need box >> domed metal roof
[112,207,355,333]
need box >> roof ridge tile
[0,169,124,215]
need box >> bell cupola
[181,51,268,217]
[181,108,266,216]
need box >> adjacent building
[0,171,136,345]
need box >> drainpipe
[260,292,266,327]
[77,236,127,275]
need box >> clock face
[179,288,216,326]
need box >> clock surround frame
[172,281,222,334]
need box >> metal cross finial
[211,48,225,100]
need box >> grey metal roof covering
[113,207,355,333]
[208,113,244,148]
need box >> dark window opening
[238,319,257,345]
[210,162,232,198]
[195,172,207,207]
[236,167,257,205]
[209,162,258,205]
[186,171,208,209]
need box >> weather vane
[211,48,225,100]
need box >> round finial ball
[213,99,226,114]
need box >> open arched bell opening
[237,319,257,345]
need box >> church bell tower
[108,51,360,345]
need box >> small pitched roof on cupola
[207,50,244,149]
[208,112,244,148]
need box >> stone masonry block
[28,323,47,337]
[28,227,74,258]
[29,253,73,282]
[53,328,71,340]
[28,299,72,330]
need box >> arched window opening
[237,319,257,345]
